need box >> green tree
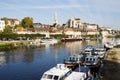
[2,17,8,26]
[3,26,13,34]
[15,24,22,29]
[21,17,33,28]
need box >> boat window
[90,58,92,61]
[93,59,95,61]
[86,58,89,61]
[46,75,53,79]
[42,74,47,78]
[53,75,59,80]
[76,58,78,61]
[70,57,72,60]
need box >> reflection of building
[0,52,6,65]
[54,45,59,60]
[64,41,82,54]
[0,20,5,31]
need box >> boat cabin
[84,55,101,67]
[64,54,84,68]
[40,64,72,80]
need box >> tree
[15,24,22,29]
[3,26,13,34]
[2,17,8,26]
[21,17,33,28]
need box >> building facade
[65,18,82,28]
[0,20,5,31]
[1,18,20,27]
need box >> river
[0,38,119,80]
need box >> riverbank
[0,40,32,51]
[102,48,120,80]
[106,48,120,63]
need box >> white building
[0,20,5,31]
[86,23,98,31]
[1,18,20,27]
[65,18,82,28]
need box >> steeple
[54,12,58,25]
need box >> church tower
[54,12,58,26]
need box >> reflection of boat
[40,64,72,80]
[64,54,84,69]
[40,38,58,44]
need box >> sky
[0,0,120,29]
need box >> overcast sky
[0,0,120,29]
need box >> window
[90,58,92,61]
[53,75,59,80]
[42,74,47,78]
[47,75,53,79]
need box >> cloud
[20,5,86,9]
[0,2,87,10]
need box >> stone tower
[54,12,58,26]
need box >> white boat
[64,54,84,68]
[40,64,72,80]
[82,45,95,56]
[40,38,58,44]
[64,71,86,80]
[94,46,106,59]
[83,55,101,68]
[104,42,114,49]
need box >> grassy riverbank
[102,48,120,80]
[0,40,31,50]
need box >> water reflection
[23,49,34,63]
[0,52,6,66]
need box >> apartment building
[0,20,5,31]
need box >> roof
[65,72,86,80]
[43,64,71,77]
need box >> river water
[0,38,119,80]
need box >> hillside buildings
[0,16,115,38]
[0,20,5,31]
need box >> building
[0,20,5,31]
[65,18,82,28]
[100,27,114,37]
[33,23,42,28]
[1,18,20,27]
[86,23,98,31]
[53,13,58,27]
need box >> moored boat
[64,54,84,69]
[82,45,95,56]
[83,55,101,68]
[40,37,58,44]
[61,37,82,42]
[94,46,106,59]
[40,64,72,80]
[64,71,86,80]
